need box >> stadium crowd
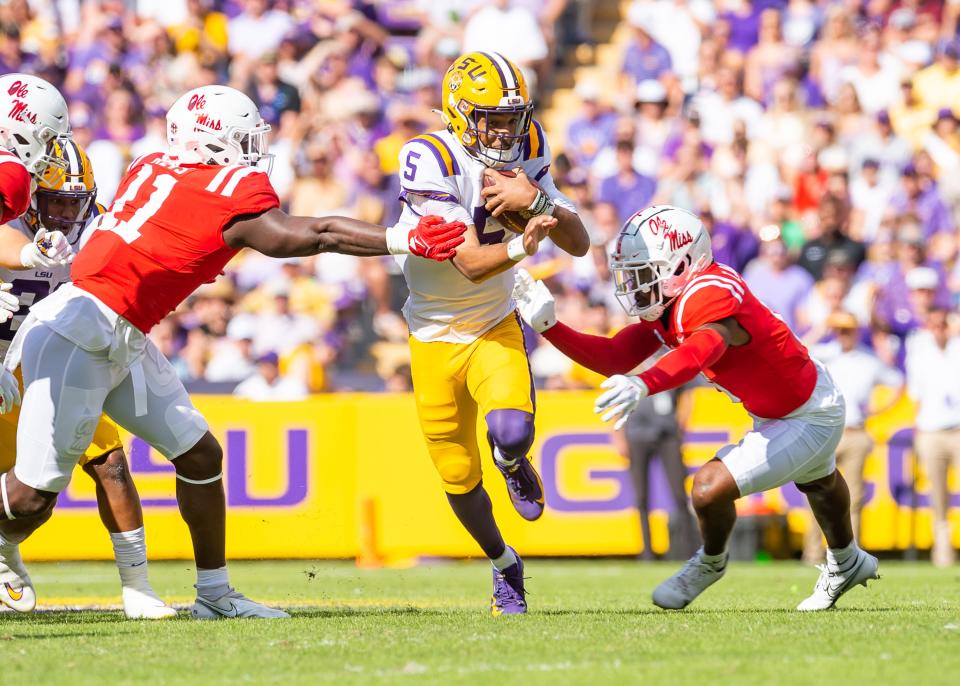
[3,0,960,408]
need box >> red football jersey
[0,150,32,224]
[71,152,279,332]
[648,262,818,419]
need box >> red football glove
[407,215,467,261]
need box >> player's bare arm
[223,208,466,261]
[480,168,589,257]
[450,214,556,284]
[699,317,751,347]
[0,225,32,268]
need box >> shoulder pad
[404,134,461,178]
[673,271,745,336]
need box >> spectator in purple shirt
[596,140,657,224]
[622,7,672,86]
[248,53,301,128]
[743,232,813,330]
[873,220,952,333]
[718,1,762,54]
[565,81,617,168]
[889,163,955,238]
[708,213,759,274]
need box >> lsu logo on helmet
[440,52,534,168]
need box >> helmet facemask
[0,127,69,179]
[30,185,96,238]
[197,122,273,174]
[464,102,533,168]
[612,252,707,321]
[612,260,672,320]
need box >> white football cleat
[652,548,727,610]
[797,548,879,611]
[0,540,36,613]
[191,588,290,620]
[122,586,178,619]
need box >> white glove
[594,374,649,430]
[20,228,74,269]
[0,283,18,325]
[512,268,556,333]
[0,368,21,415]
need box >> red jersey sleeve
[542,321,662,377]
[672,278,744,339]
[0,153,32,223]
[221,169,280,230]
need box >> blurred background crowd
[5,0,960,404]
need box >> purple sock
[446,483,506,560]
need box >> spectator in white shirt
[234,352,308,401]
[227,0,294,62]
[252,280,321,357]
[906,308,960,567]
[462,0,548,83]
[804,311,904,562]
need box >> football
[482,168,540,234]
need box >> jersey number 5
[98,164,177,244]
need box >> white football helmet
[166,86,272,172]
[0,73,70,178]
[610,205,713,321]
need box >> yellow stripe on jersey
[412,134,460,177]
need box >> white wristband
[507,235,527,261]
[384,225,410,255]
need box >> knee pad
[435,453,481,494]
[485,409,535,461]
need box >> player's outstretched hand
[20,228,74,269]
[0,283,18,325]
[522,214,556,257]
[513,268,556,333]
[0,368,21,415]
[594,374,650,430]
[408,215,467,261]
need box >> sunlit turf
[3,559,959,685]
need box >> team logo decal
[188,93,207,111]
[649,216,668,235]
[665,227,693,251]
[6,80,38,124]
[448,71,463,92]
[196,113,223,131]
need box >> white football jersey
[394,122,576,343]
[0,209,100,358]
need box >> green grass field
[3,559,959,685]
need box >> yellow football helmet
[23,139,97,238]
[441,51,533,167]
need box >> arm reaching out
[223,209,466,260]
[513,269,662,375]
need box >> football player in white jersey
[394,51,589,614]
[0,73,74,342]
[0,139,176,618]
